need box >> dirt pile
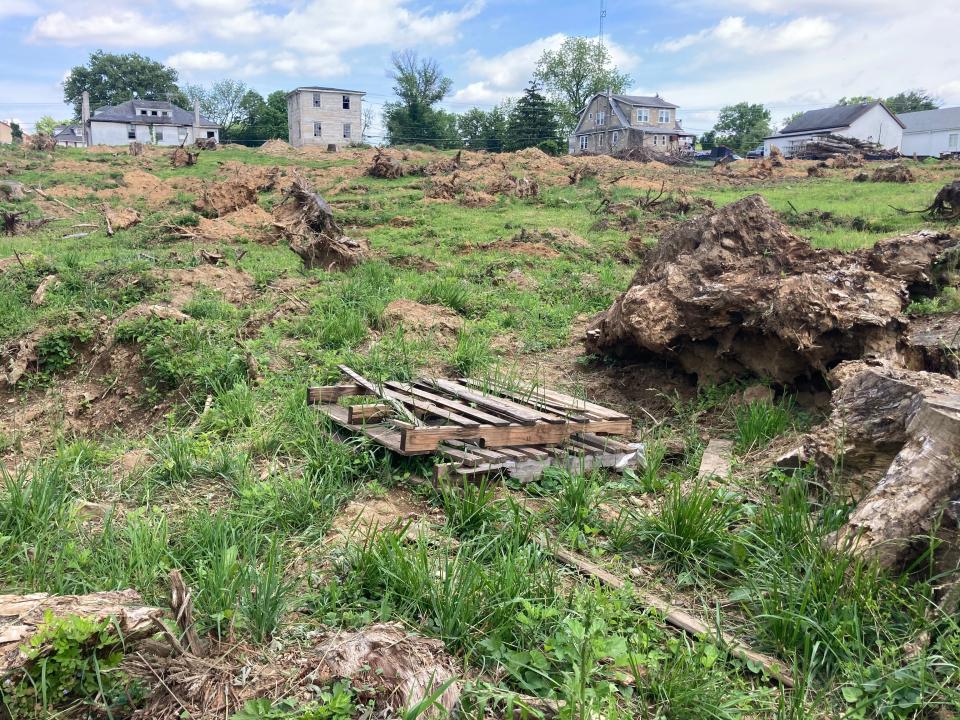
[486,174,539,198]
[383,299,463,343]
[782,361,960,572]
[257,139,294,156]
[170,146,198,167]
[193,165,279,217]
[871,164,915,183]
[585,194,958,383]
[105,206,141,235]
[274,175,368,270]
[368,149,409,179]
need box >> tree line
[44,47,944,156]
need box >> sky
[1,0,958,138]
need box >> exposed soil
[382,299,463,345]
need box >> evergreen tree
[505,82,560,153]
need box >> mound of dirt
[221,203,274,230]
[170,146,198,167]
[478,229,562,258]
[194,182,256,217]
[160,265,256,307]
[257,139,295,156]
[460,189,495,208]
[487,175,539,198]
[105,206,141,235]
[102,170,174,206]
[585,194,958,384]
[872,164,914,183]
[383,299,463,340]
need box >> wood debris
[308,366,638,482]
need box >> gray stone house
[286,87,365,150]
[84,99,219,146]
[570,92,694,155]
[53,125,85,147]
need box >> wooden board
[398,417,633,453]
[307,383,368,404]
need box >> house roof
[777,101,905,135]
[288,86,366,97]
[91,99,218,127]
[612,94,678,109]
[899,106,960,133]
[53,125,83,142]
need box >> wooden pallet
[307,366,640,481]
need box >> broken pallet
[307,367,639,481]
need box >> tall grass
[734,396,795,454]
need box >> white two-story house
[570,93,694,155]
[287,86,365,150]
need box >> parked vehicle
[746,144,765,158]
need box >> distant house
[286,87,365,150]
[570,92,695,155]
[0,121,12,145]
[53,125,85,148]
[898,107,960,157]
[764,101,904,157]
[86,99,219,147]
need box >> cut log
[1,590,164,677]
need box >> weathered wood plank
[398,417,633,453]
[307,383,369,404]
[347,403,393,423]
[387,381,513,426]
[421,378,546,424]
[463,378,629,421]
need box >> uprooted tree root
[586,194,959,384]
[2,210,52,236]
[193,165,280,217]
[274,175,368,270]
[368,149,408,179]
[170,146,199,167]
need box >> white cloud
[659,3,957,126]
[452,33,639,106]
[172,0,250,10]
[29,11,182,46]
[166,51,236,72]
[659,15,836,54]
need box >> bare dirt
[382,299,463,345]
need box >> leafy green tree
[10,122,23,142]
[34,116,72,135]
[534,37,631,132]
[698,130,716,150]
[232,90,289,144]
[383,50,459,148]
[63,51,187,118]
[713,102,772,154]
[458,103,510,152]
[505,81,560,152]
[780,110,805,129]
[837,95,877,106]
[883,90,939,113]
[183,79,250,139]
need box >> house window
[658,109,670,123]
[588,112,593,121]
[342,95,350,110]
[343,123,351,139]
[178,127,188,141]
[151,110,158,116]
[579,135,588,150]
[612,131,619,146]
[596,111,606,126]
[597,133,604,148]
[140,109,147,115]
[313,93,323,108]
[207,131,215,139]
[637,109,649,123]
[127,124,136,139]
[313,122,322,137]
[950,133,959,149]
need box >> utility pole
[599,0,606,52]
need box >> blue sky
[1,0,958,137]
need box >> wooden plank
[464,378,629,421]
[307,383,368,404]
[315,404,426,454]
[543,542,794,687]
[337,366,479,427]
[398,417,633,453]
[458,379,594,422]
[697,439,734,480]
[421,378,545,425]
[387,381,512,426]
[347,403,393,423]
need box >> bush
[537,139,563,156]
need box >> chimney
[81,91,90,146]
